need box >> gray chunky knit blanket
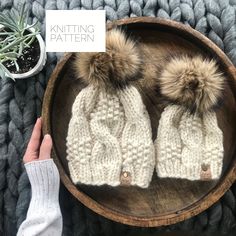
[0,0,236,235]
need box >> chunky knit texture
[66,85,155,188]
[156,105,224,180]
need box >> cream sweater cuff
[24,159,60,213]
[17,159,62,236]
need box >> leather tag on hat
[200,164,212,181]
[120,171,131,186]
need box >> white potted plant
[0,3,46,80]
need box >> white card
[46,10,106,52]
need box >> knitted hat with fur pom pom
[155,55,224,181]
[66,29,155,188]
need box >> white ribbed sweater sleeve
[17,159,63,236]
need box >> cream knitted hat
[66,29,155,188]
[155,55,225,181]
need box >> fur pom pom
[74,29,141,89]
[158,55,225,113]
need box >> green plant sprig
[0,3,40,80]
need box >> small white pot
[0,25,47,79]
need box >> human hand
[19,118,61,235]
[23,117,53,163]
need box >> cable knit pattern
[89,89,124,186]
[156,105,224,180]
[202,112,224,179]
[66,85,155,188]
[119,86,155,188]
[66,86,98,185]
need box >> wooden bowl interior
[50,23,236,219]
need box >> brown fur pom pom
[74,29,141,89]
[158,55,225,113]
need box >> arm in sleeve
[17,159,62,236]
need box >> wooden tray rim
[42,17,236,227]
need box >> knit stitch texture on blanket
[0,0,236,235]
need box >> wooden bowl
[42,17,236,227]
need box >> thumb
[39,134,53,160]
